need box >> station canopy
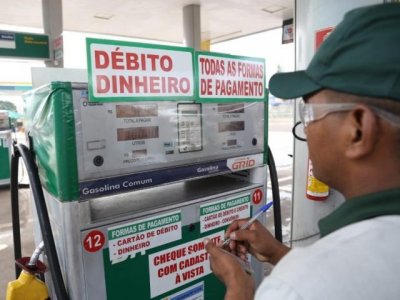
[0,0,293,44]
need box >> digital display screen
[132,149,147,157]
[177,103,202,153]
[218,121,245,132]
[116,104,158,118]
[181,110,198,116]
[117,126,159,141]
[217,103,245,114]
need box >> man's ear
[344,106,380,159]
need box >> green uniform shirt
[319,188,400,237]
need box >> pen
[221,201,274,247]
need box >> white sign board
[86,38,195,102]
[200,194,251,233]
[148,231,224,298]
[195,52,265,102]
[108,211,182,264]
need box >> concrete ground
[0,184,35,296]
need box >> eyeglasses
[298,100,400,128]
[298,100,358,128]
[294,100,400,142]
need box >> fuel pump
[8,91,283,300]
[12,44,282,299]
[0,110,12,186]
[20,81,269,299]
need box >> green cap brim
[269,70,322,99]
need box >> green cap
[269,3,400,101]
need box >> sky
[212,29,294,84]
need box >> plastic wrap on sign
[24,82,266,201]
[24,82,80,200]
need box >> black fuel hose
[10,145,21,277]
[268,146,283,243]
[10,143,69,300]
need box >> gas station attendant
[205,3,400,300]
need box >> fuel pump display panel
[73,87,265,183]
[25,79,268,300]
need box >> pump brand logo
[227,154,263,171]
[231,159,255,170]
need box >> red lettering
[116,241,150,255]
[120,75,133,93]
[112,75,118,93]
[141,53,147,71]
[160,77,166,93]
[149,76,160,93]
[94,50,175,72]
[222,214,239,224]
[211,236,221,244]
[179,78,190,93]
[199,57,206,74]
[160,55,173,71]
[126,52,139,70]
[178,253,209,270]
[182,266,204,281]
[158,263,177,278]
[168,77,179,93]
[135,76,148,93]
[96,75,191,95]
[200,79,208,95]
[187,241,205,254]
[153,247,186,265]
[96,75,109,93]
[175,274,181,284]
[199,58,225,75]
[111,49,124,69]
[94,50,109,68]
[147,54,159,71]
[232,159,256,170]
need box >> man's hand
[204,239,255,300]
[225,219,290,265]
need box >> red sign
[83,230,105,253]
[252,189,263,204]
[315,27,334,50]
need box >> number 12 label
[83,230,106,253]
